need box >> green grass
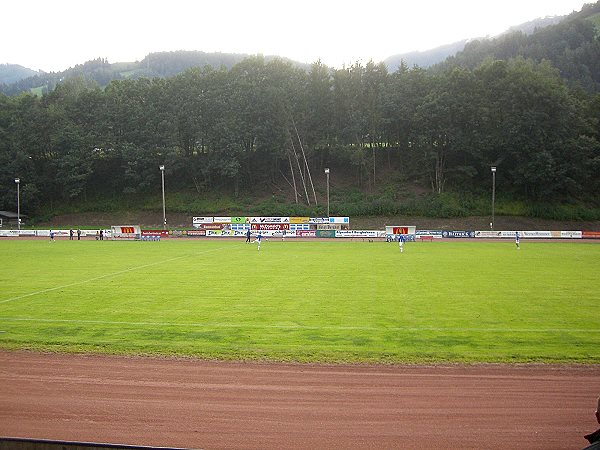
[1,239,599,364]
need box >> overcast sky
[2,0,590,73]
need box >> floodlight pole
[159,165,166,229]
[324,168,330,218]
[491,166,497,230]
[15,178,20,231]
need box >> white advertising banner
[309,217,329,224]
[561,231,582,239]
[248,217,290,223]
[329,216,350,224]
[213,216,232,223]
[193,217,214,224]
[0,230,19,237]
[475,230,555,239]
[335,230,384,238]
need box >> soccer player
[398,234,405,253]
[515,231,520,249]
[253,233,263,251]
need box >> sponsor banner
[290,216,310,224]
[583,231,600,239]
[442,230,475,238]
[231,217,246,224]
[0,230,19,237]
[213,216,231,223]
[521,231,552,238]
[474,230,503,238]
[317,224,341,230]
[192,217,213,224]
[309,217,329,224]
[386,226,417,235]
[416,230,444,236]
[296,230,316,237]
[202,223,225,230]
[186,229,206,237]
[19,230,37,237]
[316,230,336,238]
[560,231,582,239]
[251,223,290,231]
[335,230,384,238]
[329,216,350,224]
[248,217,290,224]
[141,230,170,237]
[290,223,310,231]
[48,230,71,237]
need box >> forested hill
[0,64,39,85]
[0,52,308,96]
[1,2,600,222]
[438,1,600,93]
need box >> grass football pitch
[1,239,599,364]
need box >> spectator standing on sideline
[246,229,251,243]
[515,231,520,249]
[69,229,74,240]
[99,229,104,241]
[582,396,600,450]
[77,228,81,240]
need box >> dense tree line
[440,1,600,93]
[0,53,599,216]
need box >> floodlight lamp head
[324,168,330,174]
[159,165,165,171]
[491,166,497,173]
[15,178,20,184]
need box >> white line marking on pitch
[0,244,240,305]
[0,317,596,333]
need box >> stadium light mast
[159,165,166,229]
[15,178,20,231]
[324,168,330,218]
[491,166,497,230]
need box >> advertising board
[442,230,475,238]
[296,230,316,237]
[583,231,600,239]
[335,230,383,238]
[248,217,290,223]
[193,217,213,224]
[251,223,290,230]
[329,217,350,224]
[290,216,310,224]
[560,231,582,239]
[186,229,206,237]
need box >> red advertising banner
[393,227,408,234]
[186,229,206,236]
[121,226,136,234]
[582,231,600,239]
[202,224,226,230]
[251,223,290,230]
[141,230,170,237]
